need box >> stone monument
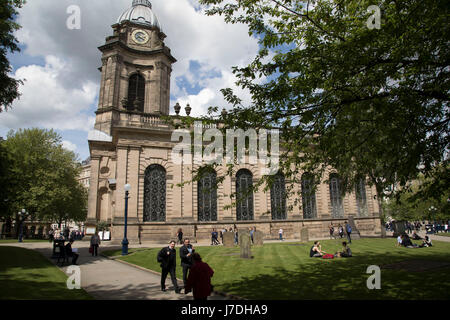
[300,227,309,242]
[239,233,252,259]
[253,230,264,246]
[223,232,234,247]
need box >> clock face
[132,29,149,45]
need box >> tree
[0,0,26,112]
[197,0,449,208]
[0,137,12,217]
[384,171,449,221]
[3,128,87,226]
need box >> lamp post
[428,206,437,233]
[122,184,131,256]
[18,209,27,242]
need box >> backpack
[347,225,352,233]
[322,253,334,259]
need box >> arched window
[301,173,317,219]
[270,172,287,220]
[356,178,368,216]
[236,169,254,221]
[144,164,166,222]
[127,73,145,111]
[329,173,344,218]
[198,169,218,221]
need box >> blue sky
[0,0,261,162]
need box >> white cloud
[62,140,77,152]
[0,55,97,132]
[5,0,263,154]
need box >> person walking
[338,224,344,239]
[345,221,352,244]
[90,232,101,256]
[185,253,214,301]
[157,241,181,293]
[176,228,183,244]
[48,228,54,243]
[179,238,195,291]
[329,223,335,239]
[234,227,238,245]
[279,228,284,241]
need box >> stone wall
[109,216,383,244]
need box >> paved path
[0,241,230,300]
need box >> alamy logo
[66,265,81,290]
[66,5,81,30]
[366,265,381,289]
[171,122,280,175]
[367,5,381,30]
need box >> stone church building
[86,0,383,243]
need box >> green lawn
[0,246,93,300]
[0,239,50,243]
[104,238,450,300]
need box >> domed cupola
[117,0,162,31]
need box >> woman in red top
[185,253,214,300]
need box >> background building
[86,0,383,243]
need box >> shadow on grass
[216,251,450,300]
[0,246,92,300]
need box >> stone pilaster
[87,157,100,223]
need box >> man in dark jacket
[157,241,181,293]
[185,253,214,301]
[179,238,195,291]
[65,239,79,265]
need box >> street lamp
[428,206,437,233]
[18,209,27,242]
[122,184,131,256]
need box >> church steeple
[93,0,176,134]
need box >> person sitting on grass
[397,234,403,247]
[310,241,325,258]
[419,236,433,248]
[335,241,352,258]
[412,231,422,240]
[401,234,418,248]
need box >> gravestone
[223,232,234,247]
[300,227,309,242]
[253,230,264,246]
[239,233,252,259]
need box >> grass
[0,246,93,300]
[0,239,50,243]
[103,238,450,300]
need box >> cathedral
[86,0,383,243]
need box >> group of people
[49,228,85,242]
[157,239,214,300]
[328,221,353,243]
[310,241,352,258]
[53,231,102,266]
[397,233,432,248]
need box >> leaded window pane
[271,173,287,220]
[302,173,317,219]
[329,174,344,218]
[144,164,166,222]
[356,179,368,217]
[128,73,145,111]
[236,169,254,221]
[198,170,218,221]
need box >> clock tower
[94,0,176,135]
